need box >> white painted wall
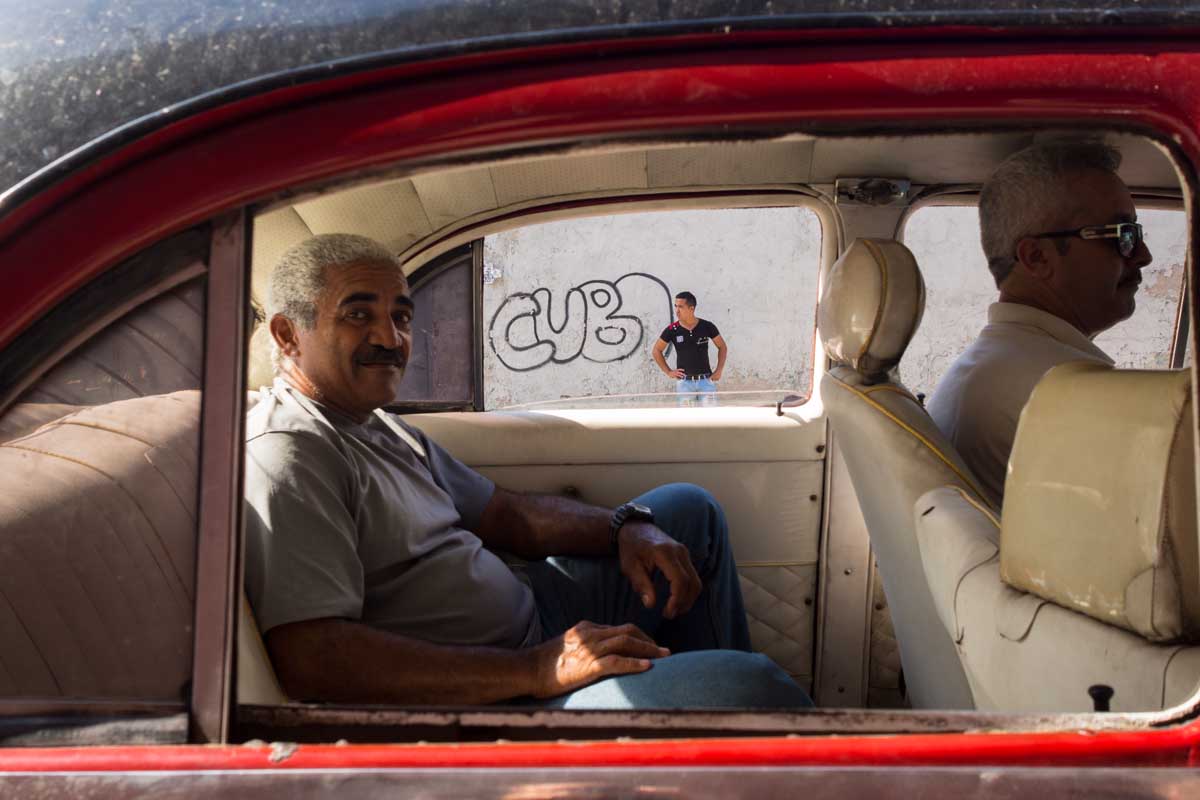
[481,204,1186,409]
[482,208,823,408]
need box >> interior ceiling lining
[249,131,1183,289]
[647,141,815,186]
[293,179,434,254]
[489,151,649,206]
[251,206,312,306]
[396,188,827,273]
[412,168,500,230]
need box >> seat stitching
[1,444,193,593]
[739,571,809,640]
[1159,644,1190,709]
[947,485,1000,528]
[829,376,989,503]
[0,586,62,694]
[48,420,156,447]
[861,385,918,401]
[855,239,889,365]
[927,487,1000,641]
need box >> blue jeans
[676,376,717,407]
[519,483,812,709]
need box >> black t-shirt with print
[659,319,721,377]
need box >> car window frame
[0,223,216,747]
[386,240,484,413]
[7,29,1200,747]
[231,140,1193,743]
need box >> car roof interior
[249,129,1184,301]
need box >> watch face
[630,503,652,516]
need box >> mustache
[357,347,406,366]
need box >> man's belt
[682,373,712,381]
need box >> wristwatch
[610,502,654,555]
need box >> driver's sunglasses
[1032,222,1145,258]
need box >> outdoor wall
[482,207,823,408]
[481,204,1186,409]
[903,206,1187,398]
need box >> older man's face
[1046,169,1153,336]
[289,260,413,419]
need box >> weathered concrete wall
[482,205,1185,408]
[903,206,1187,398]
[482,208,822,408]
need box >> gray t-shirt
[243,379,539,648]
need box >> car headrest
[1001,362,1198,642]
[817,238,926,380]
[246,323,275,393]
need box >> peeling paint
[268,741,299,763]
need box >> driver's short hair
[266,233,401,372]
[980,140,1122,287]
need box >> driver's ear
[269,314,301,359]
[1014,236,1055,281]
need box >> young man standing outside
[652,291,729,405]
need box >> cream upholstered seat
[238,592,289,704]
[917,363,1200,711]
[238,388,290,705]
[817,238,985,709]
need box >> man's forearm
[267,617,536,705]
[652,347,674,376]
[714,344,728,376]
[477,488,611,559]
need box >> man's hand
[710,370,722,382]
[668,368,685,379]
[617,521,702,619]
[531,621,667,698]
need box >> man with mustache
[243,234,811,708]
[928,140,1153,507]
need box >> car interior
[0,126,1194,738]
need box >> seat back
[0,392,200,698]
[1003,363,1198,640]
[916,365,1200,711]
[238,592,289,705]
[817,238,983,709]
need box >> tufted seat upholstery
[817,238,985,709]
[917,363,1200,711]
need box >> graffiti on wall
[488,273,673,372]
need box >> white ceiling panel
[490,151,648,206]
[1106,132,1183,193]
[647,140,815,186]
[412,167,499,230]
[250,206,312,305]
[294,179,433,253]
[811,133,1033,185]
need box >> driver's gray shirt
[243,379,539,648]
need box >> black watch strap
[610,502,654,555]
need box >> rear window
[481,207,822,409]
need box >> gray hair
[266,233,402,372]
[979,140,1122,286]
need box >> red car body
[1,3,1199,794]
